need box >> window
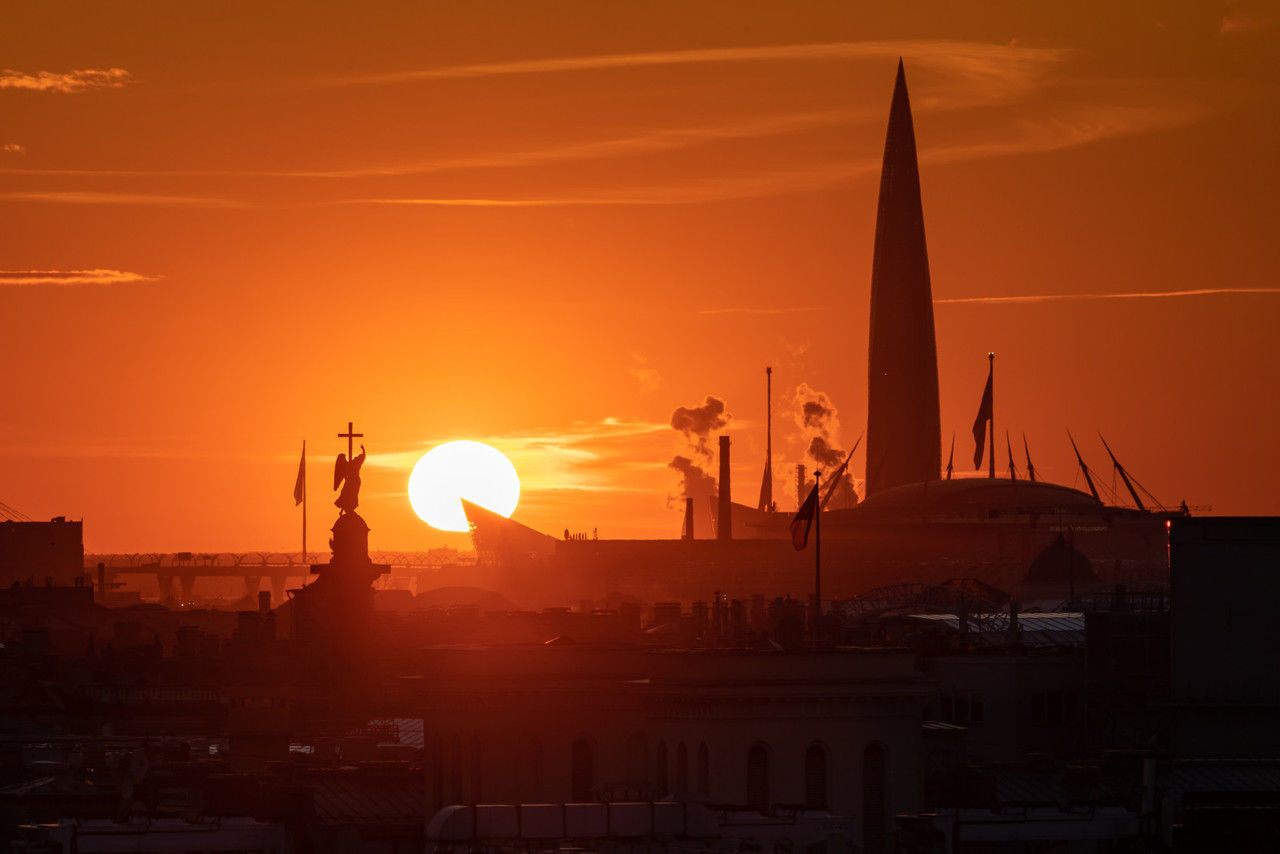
[747,743,770,811]
[676,742,689,792]
[625,732,648,782]
[429,734,444,806]
[450,735,463,802]
[939,692,985,726]
[571,738,594,802]
[470,735,483,802]
[523,735,543,801]
[656,741,669,792]
[862,744,886,854]
[804,744,828,809]
[1031,690,1079,726]
[696,742,710,795]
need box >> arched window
[747,743,770,811]
[450,734,463,802]
[524,735,543,801]
[656,740,669,792]
[470,735,483,802]
[804,744,828,809]
[571,738,594,802]
[696,742,710,795]
[429,734,444,807]
[625,732,648,782]
[675,742,689,792]
[862,743,887,854]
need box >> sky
[1,1,1277,553]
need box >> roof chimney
[718,435,731,541]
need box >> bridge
[84,550,470,604]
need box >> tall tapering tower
[865,60,941,496]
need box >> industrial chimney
[683,497,695,541]
[718,435,731,541]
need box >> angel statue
[333,444,366,513]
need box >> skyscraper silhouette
[865,60,941,496]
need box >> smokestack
[683,497,695,541]
[718,435,731,541]
[796,464,806,510]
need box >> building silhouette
[866,60,942,496]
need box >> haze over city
[3,1,1277,553]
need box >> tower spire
[866,59,941,496]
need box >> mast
[1068,431,1100,501]
[813,468,822,641]
[1006,430,1017,480]
[1022,433,1037,483]
[945,433,954,480]
[988,353,996,479]
[758,366,774,511]
[1100,433,1145,511]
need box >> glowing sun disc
[408,440,520,532]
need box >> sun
[408,440,521,532]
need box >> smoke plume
[793,383,858,507]
[669,395,730,458]
[666,396,731,539]
[668,455,718,502]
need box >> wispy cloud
[629,354,662,391]
[0,190,246,208]
[698,306,824,316]
[935,287,1280,305]
[325,40,1065,89]
[367,417,671,495]
[0,269,159,287]
[0,68,130,93]
[0,110,861,180]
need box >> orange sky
[2,1,1277,552]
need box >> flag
[790,483,819,550]
[293,443,306,505]
[972,365,993,469]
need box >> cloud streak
[367,417,671,495]
[0,269,159,287]
[935,287,1280,305]
[326,40,1065,88]
[0,68,130,93]
[698,306,824,316]
[0,191,247,208]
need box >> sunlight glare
[408,440,520,532]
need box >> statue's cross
[338,421,363,459]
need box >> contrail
[935,287,1280,305]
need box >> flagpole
[988,353,996,479]
[814,469,821,642]
[301,440,307,565]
